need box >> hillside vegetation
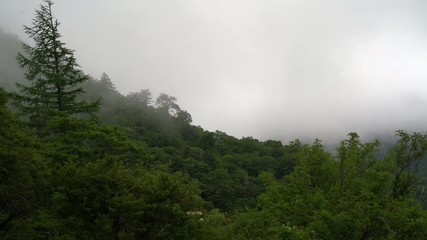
[1,1,427,239]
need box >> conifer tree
[14,0,99,127]
[99,72,115,90]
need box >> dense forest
[2,1,427,239]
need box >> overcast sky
[1,0,427,143]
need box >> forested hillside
[2,1,427,239]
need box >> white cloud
[2,0,427,143]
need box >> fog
[2,0,427,143]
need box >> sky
[1,0,427,144]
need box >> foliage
[13,0,99,129]
[0,88,51,239]
[252,133,427,239]
[1,2,427,239]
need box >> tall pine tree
[14,0,99,128]
[99,72,115,90]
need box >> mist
[1,0,427,144]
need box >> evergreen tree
[13,0,99,128]
[99,72,115,90]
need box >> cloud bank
[1,0,427,143]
